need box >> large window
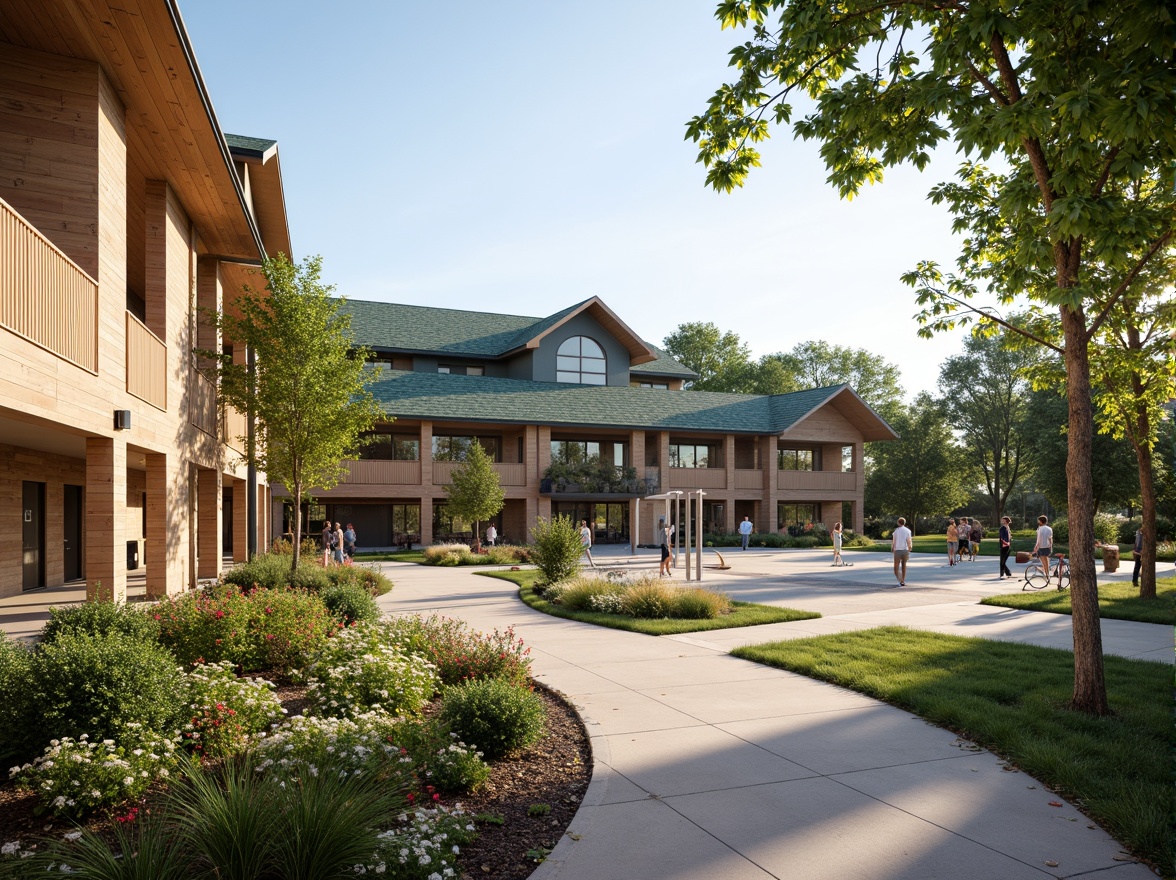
[842,445,854,472]
[358,432,420,461]
[432,435,499,461]
[670,442,722,468]
[778,503,818,530]
[777,448,816,471]
[551,439,625,467]
[556,336,607,385]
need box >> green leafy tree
[444,439,505,551]
[529,516,584,584]
[687,0,1176,714]
[770,341,904,421]
[1025,390,1140,516]
[938,334,1035,522]
[864,394,971,534]
[205,254,382,569]
[662,322,752,391]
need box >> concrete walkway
[376,547,1168,880]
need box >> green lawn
[732,627,1173,876]
[847,536,1047,557]
[980,576,1176,625]
[353,550,426,563]
[479,569,820,635]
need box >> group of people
[945,517,984,565]
[321,521,356,566]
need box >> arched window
[556,336,607,385]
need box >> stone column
[85,436,127,602]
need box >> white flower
[123,777,134,786]
[63,832,83,842]
[1,842,19,856]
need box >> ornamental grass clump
[619,581,675,618]
[552,576,624,612]
[422,543,476,565]
[439,679,546,760]
[9,725,177,819]
[181,661,285,758]
[328,562,394,596]
[302,624,439,719]
[670,587,733,619]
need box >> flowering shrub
[253,712,411,784]
[383,616,532,687]
[320,581,381,626]
[181,661,285,758]
[154,585,337,672]
[9,726,177,819]
[397,722,490,794]
[366,805,476,880]
[40,600,159,646]
[303,625,439,719]
[440,679,546,760]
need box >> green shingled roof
[368,369,854,435]
[341,298,697,379]
[224,133,278,159]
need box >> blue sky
[182,1,975,398]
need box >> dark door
[63,484,83,581]
[22,481,45,591]
[222,487,234,554]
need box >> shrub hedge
[440,679,546,760]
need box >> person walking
[579,520,596,568]
[946,519,959,566]
[891,517,912,586]
[659,518,674,576]
[333,522,346,566]
[485,523,497,547]
[739,516,753,550]
[321,521,334,567]
[832,522,844,566]
[1032,515,1053,585]
[343,523,356,560]
[969,519,983,560]
[998,516,1014,578]
[1132,527,1144,587]
[956,517,968,562]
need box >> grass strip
[353,551,426,563]
[732,626,1173,875]
[479,569,820,635]
[980,576,1176,625]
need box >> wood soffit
[0,0,265,261]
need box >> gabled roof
[367,370,896,439]
[225,132,292,259]
[225,134,278,162]
[342,298,677,371]
[630,343,699,379]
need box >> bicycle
[1023,553,1069,591]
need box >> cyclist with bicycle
[1033,515,1054,586]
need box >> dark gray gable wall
[531,312,631,385]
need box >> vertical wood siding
[0,197,98,373]
[125,310,166,409]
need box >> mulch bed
[0,681,593,880]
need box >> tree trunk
[1128,407,1157,600]
[290,480,302,571]
[1060,305,1109,715]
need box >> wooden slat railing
[432,461,527,486]
[777,470,858,493]
[0,196,98,373]
[223,404,248,454]
[190,368,217,436]
[342,460,422,485]
[126,312,167,410]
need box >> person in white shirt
[485,524,497,547]
[891,517,913,586]
[579,520,596,568]
[1033,515,1054,585]
[739,516,753,550]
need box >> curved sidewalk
[376,555,1163,880]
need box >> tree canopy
[662,322,752,392]
[864,393,971,533]
[443,439,505,550]
[206,254,383,568]
[688,0,1176,714]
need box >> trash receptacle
[1101,545,1119,572]
[127,540,139,570]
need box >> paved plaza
[1,546,1169,878]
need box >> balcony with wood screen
[433,461,527,486]
[777,470,859,493]
[125,312,167,410]
[0,196,98,374]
